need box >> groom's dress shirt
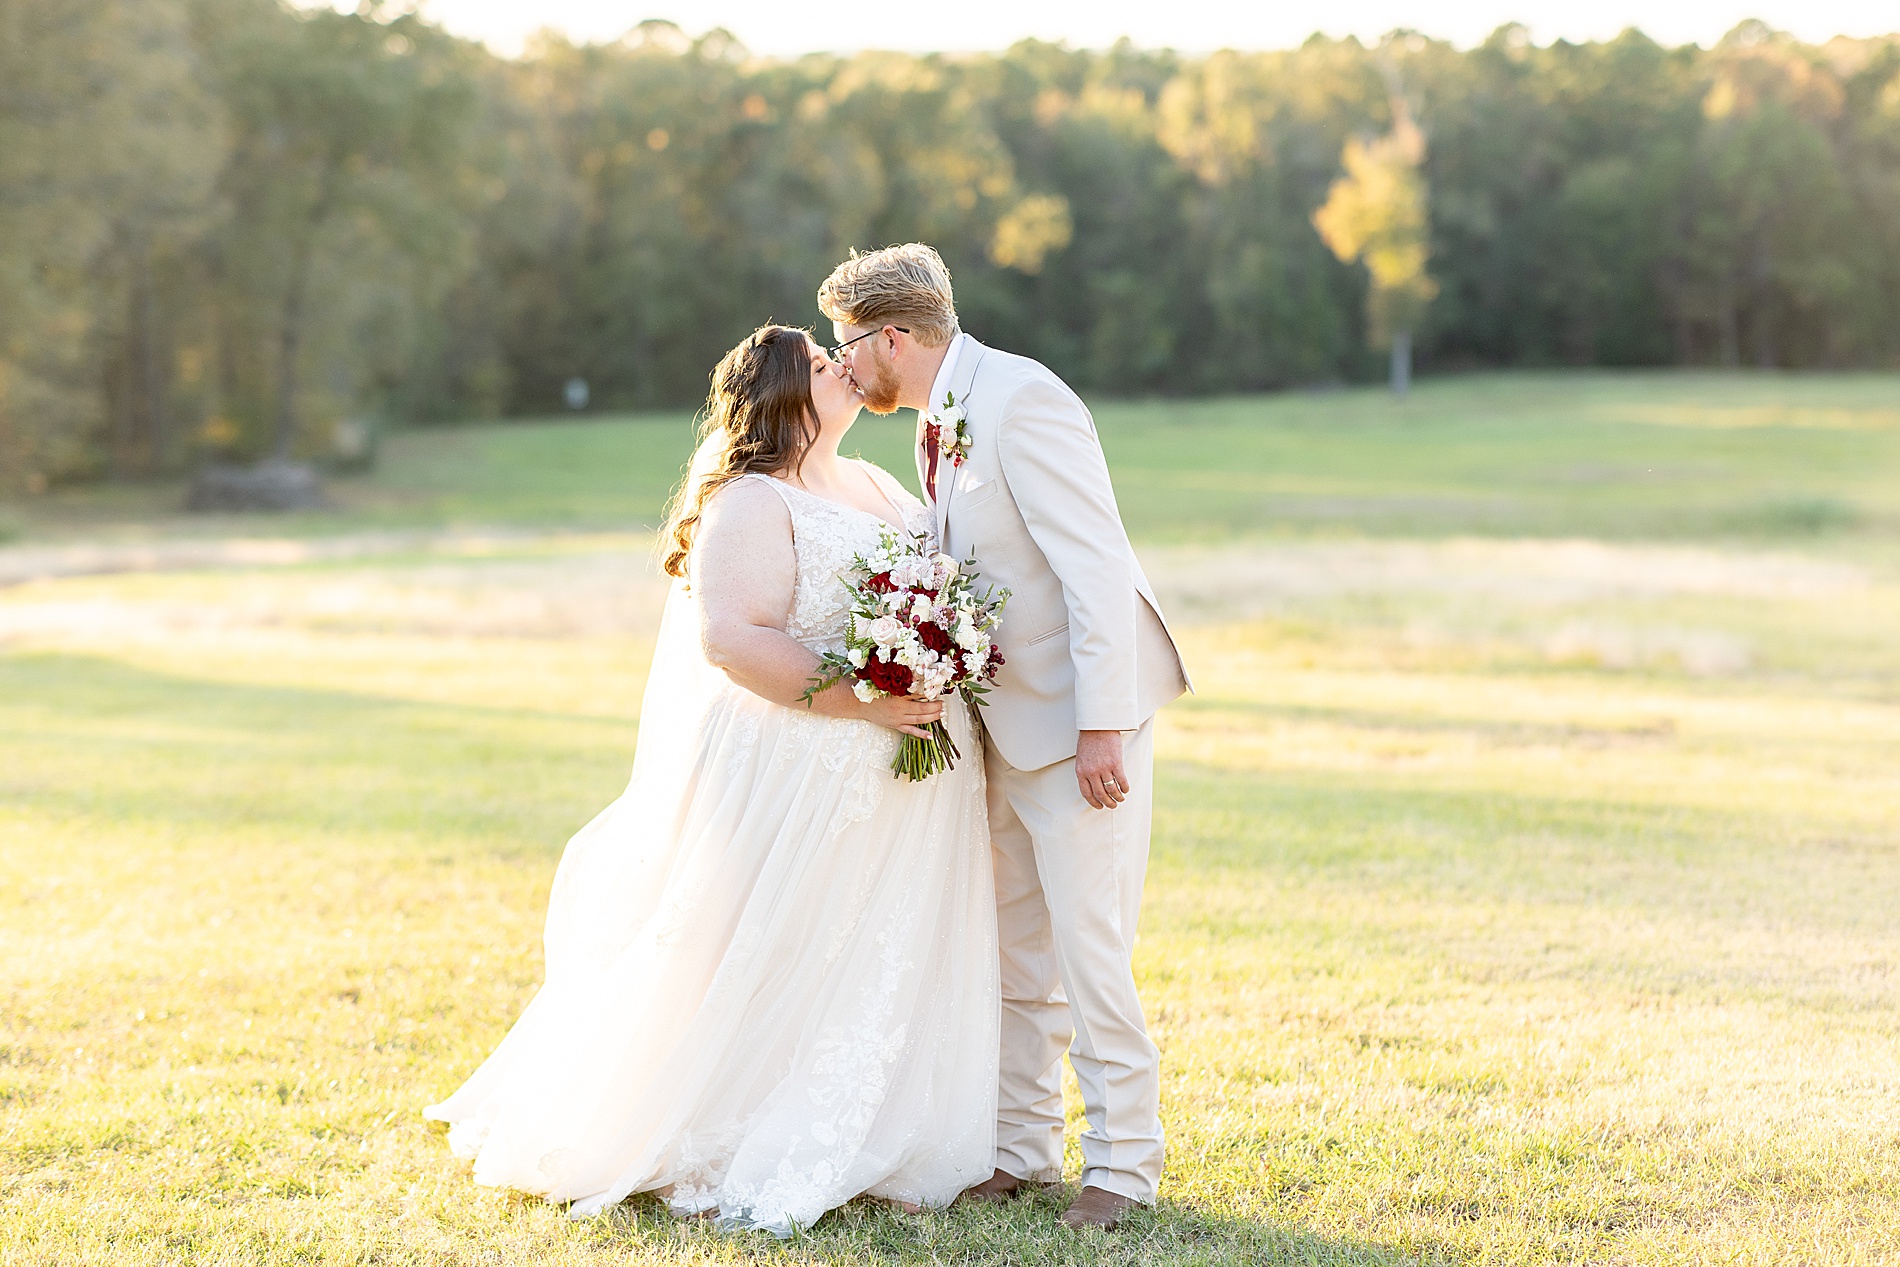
[924,332,971,425]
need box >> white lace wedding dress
[425,463,999,1234]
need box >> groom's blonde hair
[816,244,960,347]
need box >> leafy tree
[1313,64,1436,392]
[1677,24,1858,366]
[198,0,484,459]
[0,0,218,489]
[8,16,1900,492]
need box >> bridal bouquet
[803,527,1009,781]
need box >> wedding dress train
[425,465,999,1234]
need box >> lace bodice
[742,467,933,655]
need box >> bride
[425,325,999,1233]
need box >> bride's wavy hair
[661,324,817,579]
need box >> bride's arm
[694,478,943,737]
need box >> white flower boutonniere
[924,390,972,468]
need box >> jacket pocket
[956,478,1001,510]
[1024,621,1069,647]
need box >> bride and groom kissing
[425,244,1191,1233]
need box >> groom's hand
[1076,730,1129,810]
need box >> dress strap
[729,472,782,497]
[736,473,803,552]
[852,460,912,523]
[857,461,935,543]
[738,471,799,510]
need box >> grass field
[20,370,1900,544]
[4,371,1900,1264]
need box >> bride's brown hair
[661,324,817,579]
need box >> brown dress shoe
[957,1168,1038,1205]
[1058,1185,1139,1230]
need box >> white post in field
[1390,329,1412,397]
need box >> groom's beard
[852,355,902,415]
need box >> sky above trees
[396,0,1899,58]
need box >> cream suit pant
[984,716,1162,1202]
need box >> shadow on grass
[12,650,1885,936]
[0,650,632,851]
[1148,754,1900,937]
[1175,693,1685,747]
[0,648,636,730]
[1153,752,1739,872]
[569,1186,1445,1266]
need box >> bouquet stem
[893,719,961,782]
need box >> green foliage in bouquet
[802,527,1009,782]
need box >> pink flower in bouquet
[802,526,1010,781]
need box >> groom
[818,245,1190,1230]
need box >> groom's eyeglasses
[828,326,909,359]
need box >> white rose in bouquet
[867,615,905,648]
[800,523,1011,781]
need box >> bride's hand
[801,679,941,737]
[856,692,944,739]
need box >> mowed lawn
[4,371,1900,1265]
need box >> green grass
[4,371,1900,1264]
[11,369,1900,543]
[363,371,1900,541]
[1095,371,1900,541]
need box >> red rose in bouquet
[803,527,1009,781]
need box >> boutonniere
[924,390,972,467]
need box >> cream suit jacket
[920,338,1190,772]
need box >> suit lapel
[935,339,987,545]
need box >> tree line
[4,2,1899,490]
